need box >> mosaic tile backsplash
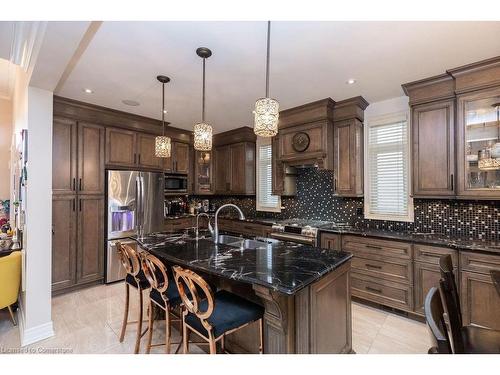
[196,169,500,241]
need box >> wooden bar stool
[172,265,264,354]
[439,254,500,354]
[141,253,183,354]
[116,242,150,354]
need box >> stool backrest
[142,253,169,294]
[424,286,452,354]
[439,277,465,353]
[438,254,462,325]
[116,242,141,277]
[173,266,214,320]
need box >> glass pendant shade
[194,122,213,151]
[155,135,171,158]
[254,97,279,137]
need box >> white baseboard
[18,298,55,347]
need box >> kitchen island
[136,232,353,354]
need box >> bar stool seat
[461,326,500,354]
[126,271,150,289]
[185,290,264,338]
[149,280,182,308]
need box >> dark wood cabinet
[333,118,363,196]
[320,232,341,251]
[78,122,105,195]
[53,117,77,195]
[105,127,137,167]
[76,196,104,285]
[194,151,214,194]
[213,135,256,195]
[52,195,77,292]
[332,97,368,197]
[271,136,297,196]
[411,100,455,197]
[215,145,231,194]
[137,133,163,170]
[173,142,190,173]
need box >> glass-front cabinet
[194,150,213,194]
[457,87,500,198]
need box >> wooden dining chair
[141,253,183,354]
[172,265,265,354]
[116,242,150,354]
[424,286,452,354]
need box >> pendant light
[478,102,500,171]
[253,21,279,137]
[155,75,172,158]
[193,47,213,151]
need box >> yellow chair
[0,251,22,325]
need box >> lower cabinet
[164,217,195,232]
[460,251,500,330]
[52,194,104,294]
[320,233,341,251]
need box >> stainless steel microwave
[164,173,188,194]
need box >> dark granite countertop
[135,232,352,295]
[318,225,500,255]
[164,214,275,226]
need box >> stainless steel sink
[217,235,269,250]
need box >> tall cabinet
[403,74,456,198]
[52,117,105,293]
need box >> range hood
[276,98,335,169]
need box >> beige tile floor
[0,282,432,354]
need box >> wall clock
[292,132,310,152]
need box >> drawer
[351,256,412,285]
[460,251,500,274]
[230,221,270,237]
[414,244,457,266]
[351,271,413,312]
[342,235,412,260]
[321,233,341,251]
[164,217,194,231]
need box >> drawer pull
[366,245,382,250]
[365,263,382,269]
[419,251,440,258]
[365,286,383,294]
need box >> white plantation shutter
[256,137,281,212]
[365,112,413,221]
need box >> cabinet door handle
[450,174,454,191]
[72,198,75,211]
[365,263,382,269]
[138,154,141,165]
[365,286,383,294]
[134,153,137,164]
[79,178,82,191]
[72,178,76,191]
[79,199,82,212]
[366,245,382,250]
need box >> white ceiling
[11,21,500,132]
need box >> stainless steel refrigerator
[105,170,164,283]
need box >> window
[256,137,281,212]
[364,111,413,221]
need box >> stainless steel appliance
[270,219,333,246]
[164,173,188,194]
[106,170,164,283]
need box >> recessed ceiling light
[346,79,356,85]
[122,99,140,107]
[83,88,93,94]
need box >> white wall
[20,86,54,345]
[0,98,12,200]
[365,96,409,119]
[11,65,54,345]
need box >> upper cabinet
[105,128,137,168]
[332,97,368,197]
[136,133,164,170]
[449,57,500,199]
[53,118,105,195]
[403,75,456,198]
[403,56,500,200]
[194,150,214,194]
[163,141,190,174]
[213,127,256,195]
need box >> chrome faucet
[213,204,245,244]
[196,213,214,238]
